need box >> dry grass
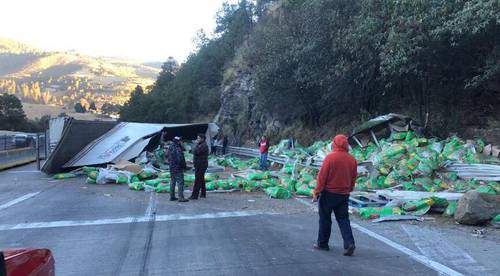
[22,103,113,121]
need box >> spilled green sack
[157,172,170,179]
[205,173,219,182]
[145,178,162,187]
[116,175,129,184]
[139,169,156,180]
[296,184,313,196]
[405,131,415,141]
[300,174,315,185]
[53,173,77,180]
[83,166,98,174]
[391,132,407,140]
[260,179,278,189]
[86,177,96,184]
[367,176,386,190]
[475,185,497,195]
[206,181,217,191]
[444,201,457,217]
[265,186,292,199]
[430,197,448,208]
[281,178,297,192]
[248,172,265,181]
[88,170,99,180]
[155,184,170,193]
[130,175,140,183]
[128,182,144,191]
[308,180,318,189]
[402,181,417,191]
[216,180,231,190]
[184,174,196,183]
[403,198,434,215]
[358,207,402,219]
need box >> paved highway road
[0,164,498,276]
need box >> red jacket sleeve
[351,159,358,191]
[314,155,332,194]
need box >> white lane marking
[0,192,40,211]
[402,225,490,275]
[144,192,156,217]
[0,210,273,231]
[294,197,463,276]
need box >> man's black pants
[317,191,355,249]
[191,166,207,199]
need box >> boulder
[491,146,500,158]
[482,144,492,156]
[454,191,500,225]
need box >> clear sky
[0,0,236,62]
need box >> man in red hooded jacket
[312,134,357,256]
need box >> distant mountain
[0,37,160,108]
[0,37,42,54]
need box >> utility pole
[36,133,40,170]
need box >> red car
[1,248,55,276]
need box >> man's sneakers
[313,244,330,251]
[188,196,198,200]
[169,197,178,201]
[343,244,355,256]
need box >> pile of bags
[78,164,223,195]
[351,133,499,194]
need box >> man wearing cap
[168,136,188,202]
[312,134,357,256]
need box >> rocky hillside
[0,37,159,109]
[120,0,500,146]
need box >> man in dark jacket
[168,136,188,202]
[222,136,228,155]
[190,134,209,199]
[312,134,357,256]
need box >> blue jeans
[170,172,185,199]
[317,191,355,249]
[260,153,268,170]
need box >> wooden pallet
[349,193,387,208]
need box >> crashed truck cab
[349,113,423,149]
[42,118,219,174]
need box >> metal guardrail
[226,146,500,180]
[226,146,322,168]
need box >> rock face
[454,191,500,225]
[216,66,282,146]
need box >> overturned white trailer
[42,121,218,173]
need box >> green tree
[0,94,27,131]
[74,102,85,113]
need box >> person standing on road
[222,136,228,155]
[190,134,209,200]
[258,135,270,170]
[168,136,188,202]
[312,134,357,256]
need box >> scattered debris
[471,228,487,238]
[372,215,424,223]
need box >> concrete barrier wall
[0,147,37,170]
